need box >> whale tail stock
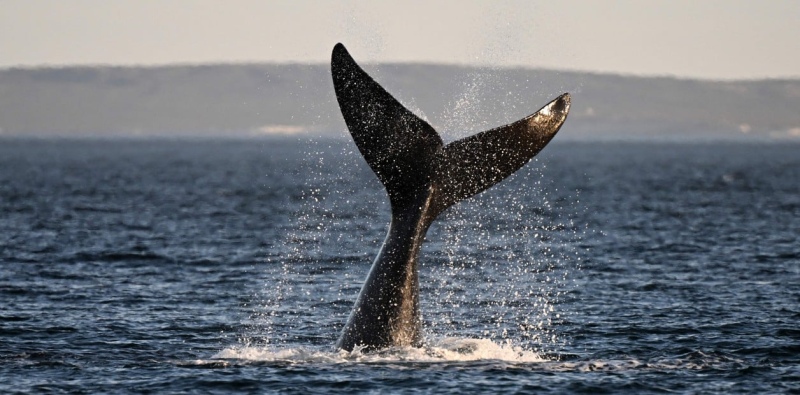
[331,43,569,351]
[331,43,570,222]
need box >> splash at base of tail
[331,43,570,352]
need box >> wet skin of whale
[331,43,570,352]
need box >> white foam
[199,340,741,373]
[208,337,545,364]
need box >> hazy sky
[1,0,798,79]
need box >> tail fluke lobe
[430,93,570,215]
[331,43,443,210]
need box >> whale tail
[331,42,570,220]
[332,43,570,351]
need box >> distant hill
[1,63,798,141]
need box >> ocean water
[1,138,798,393]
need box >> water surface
[1,138,798,393]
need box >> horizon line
[2,60,798,83]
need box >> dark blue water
[1,138,798,393]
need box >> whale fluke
[331,43,570,352]
[332,43,443,211]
